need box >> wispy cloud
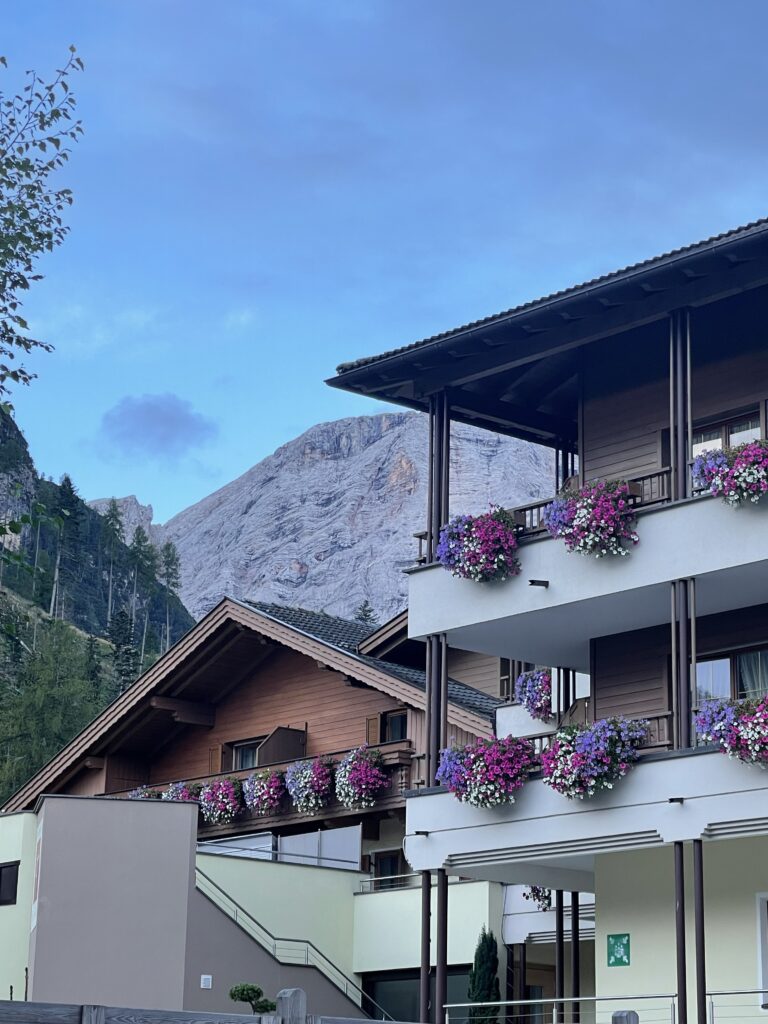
[99,393,218,464]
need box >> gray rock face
[88,494,154,544]
[91,413,553,621]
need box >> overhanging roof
[327,217,768,446]
[3,598,497,813]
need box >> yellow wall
[595,838,768,1017]
[0,812,37,1000]
[352,880,502,974]
[197,853,365,979]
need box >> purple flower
[542,717,649,799]
[514,669,553,722]
[437,506,521,583]
[544,480,638,558]
[437,736,538,807]
[336,745,389,809]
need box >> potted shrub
[437,506,521,582]
[541,717,649,798]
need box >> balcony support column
[693,840,707,1024]
[420,870,432,1023]
[570,891,580,1024]
[435,869,449,1024]
[555,889,565,1023]
[427,392,450,563]
[675,841,688,1024]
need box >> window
[500,658,512,699]
[381,711,407,743]
[233,739,264,770]
[692,411,761,460]
[0,862,19,906]
[696,647,768,709]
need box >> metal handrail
[445,995,677,1024]
[195,868,392,1020]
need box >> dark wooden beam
[83,757,105,771]
[382,258,768,395]
[149,697,215,727]
[447,388,577,443]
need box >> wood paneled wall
[582,289,768,483]
[149,648,404,784]
[446,649,501,697]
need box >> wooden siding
[149,648,403,785]
[406,708,489,785]
[593,601,768,726]
[582,289,768,483]
[582,324,668,483]
[446,650,501,697]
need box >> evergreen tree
[0,619,101,801]
[160,540,181,652]
[101,499,125,625]
[467,927,500,1023]
[107,608,139,694]
[128,526,156,631]
[355,599,378,628]
[84,634,102,699]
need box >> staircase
[195,868,392,1020]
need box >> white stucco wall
[197,852,366,980]
[0,811,36,1000]
[595,838,768,1015]
[352,879,503,974]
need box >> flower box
[695,697,768,767]
[437,506,521,583]
[543,480,639,558]
[541,717,649,799]
[437,735,538,808]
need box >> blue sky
[7,1,768,522]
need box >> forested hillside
[0,411,195,805]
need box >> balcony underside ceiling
[439,557,768,673]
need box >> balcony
[403,747,768,888]
[112,740,414,837]
[408,491,768,671]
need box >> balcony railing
[445,994,677,1024]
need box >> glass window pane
[696,659,731,703]
[729,416,761,448]
[736,650,768,699]
[235,744,259,769]
[692,428,723,459]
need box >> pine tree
[128,526,156,631]
[102,499,125,625]
[84,634,102,699]
[355,599,378,628]
[160,541,181,652]
[107,608,139,694]
[467,927,500,1023]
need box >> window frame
[0,860,20,907]
[695,642,768,709]
[232,737,266,771]
[380,710,408,743]
[691,406,763,459]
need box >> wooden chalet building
[4,598,502,853]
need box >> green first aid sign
[607,933,630,967]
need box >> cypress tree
[467,927,500,1023]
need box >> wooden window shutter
[366,715,381,745]
[208,746,222,774]
[220,744,234,772]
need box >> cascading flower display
[162,781,201,802]
[522,886,552,912]
[541,717,649,799]
[543,480,639,558]
[198,777,243,825]
[514,669,553,722]
[243,769,286,816]
[436,506,521,583]
[335,745,389,809]
[695,697,768,767]
[127,785,163,800]
[286,757,334,815]
[692,440,768,506]
[436,736,538,808]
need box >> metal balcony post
[675,842,688,1024]
[555,890,565,1023]
[571,892,580,1023]
[435,869,448,1024]
[694,840,707,1024]
[420,871,432,1023]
